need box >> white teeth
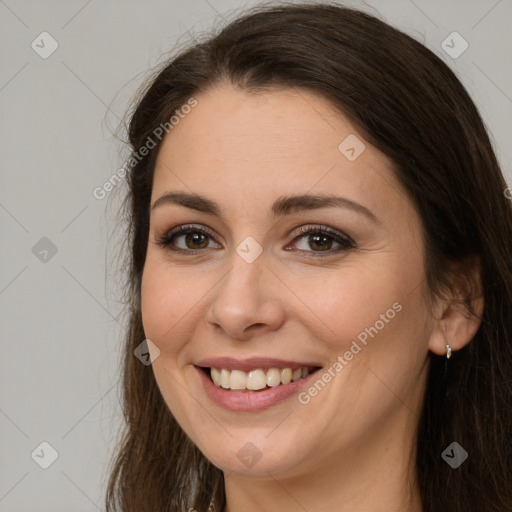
[229,369,247,390]
[220,369,230,389]
[280,368,292,385]
[266,368,281,387]
[208,366,315,390]
[247,369,267,390]
[292,368,302,382]
[211,367,221,387]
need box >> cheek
[296,272,429,436]
[308,264,403,345]
[308,253,429,381]
[140,256,200,357]
[140,259,203,422]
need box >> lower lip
[195,366,320,412]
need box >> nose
[205,250,286,341]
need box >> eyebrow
[151,191,380,224]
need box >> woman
[105,3,512,511]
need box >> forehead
[156,85,354,161]
[151,84,412,225]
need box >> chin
[198,432,308,477]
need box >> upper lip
[195,357,322,372]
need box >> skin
[140,84,483,512]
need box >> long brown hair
[105,3,512,511]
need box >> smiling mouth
[200,366,322,392]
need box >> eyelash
[154,224,355,258]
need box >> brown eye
[182,232,209,249]
[288,226,354,256]
[155,225,220,252]
[307,233,334,251]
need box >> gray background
[0,0,510,510]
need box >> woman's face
[141,84,436,479]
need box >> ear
[428,254,484,356]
